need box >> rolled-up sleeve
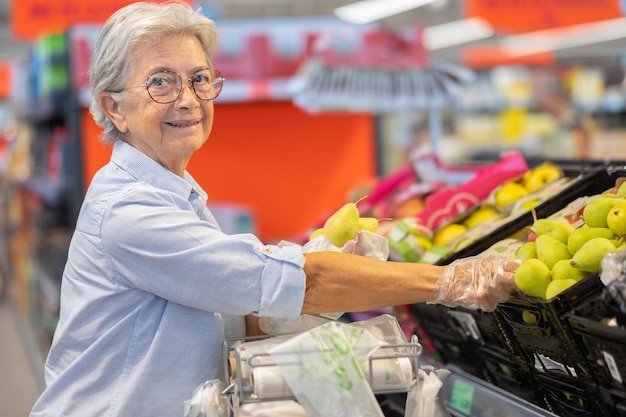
[99,187,307,319]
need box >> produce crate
[567,291,626,391]
[495,274,603,382]
[534,372,604,417]
[435,164,622,265]
[599,387,626,417]
[446,307,515,357]
[476,346,541,405]
[408,303,488,379]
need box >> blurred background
[2,1,626,415]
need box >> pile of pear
[514,182,626,300]
[309,196,387,247]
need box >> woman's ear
[99,92,128,133]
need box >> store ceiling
[1,0,626,66]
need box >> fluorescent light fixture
[499,17,626,56]
[424,17,494,50]
[334,0,437,25]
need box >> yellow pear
[323,197,366,247]
[570,237,618,273]
[514,258,551,299]
[582,196,626,228]
[433,223,468,246]
[545,278,578,300]
[357,217,379,233]
[463,205,499,229]
[495,182,529,207]
[551,259,587,282]
[523,163,562,192]
[516,241,537,260]
[309,228,325,240]
[567,225,614,255]
[533,219,575,244]
[607,203,626,236]
[535,234,571,269]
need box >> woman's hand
[433,256,520,312]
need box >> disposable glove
[434,256,520,312]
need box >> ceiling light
[334,0,437,25]
[499,17,626,56]
[424,17,494,50]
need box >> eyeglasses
[126,68,224,104]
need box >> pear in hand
[323,197,366,247]
[536,234,571,269]
[515,258,551,299]
[533,219,574,244]
[358,217,379,233]
[567,225,614,255]
[570,237,618,273]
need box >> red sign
[465,0,623,33]
[11,0,194,40]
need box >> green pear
[357,217,379,233]
[570,237,618,273]
[551,259,587,282]
[515,258,551,299]
[309,228,325,240]
[567,225,614,255]
[616,182,626,198]
[607,202,626,236]
[522,309,538,325]
[323,202,361,247]
[533,218,575,244]
[583,196,626,228]
[535,234,571,269]
[545,278,578,300]
[516,241,537,260]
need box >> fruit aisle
[304,155,626,417]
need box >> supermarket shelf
[434,362,558,417]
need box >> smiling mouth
[167,121,200,127]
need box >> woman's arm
[302,251,518,314]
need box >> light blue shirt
[30,140,306,417]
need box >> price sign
[450,379,474,415]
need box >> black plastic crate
[567,294,626,391]
[436,165,626,265]
[477,346,541,404]
[446,307,515,357]
[599,387,626,417]
[496,274,603,381]
[534,373,604,417]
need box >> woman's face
[103,34,215,175]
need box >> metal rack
[221,334,423,409]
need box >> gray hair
[88,1,218,143]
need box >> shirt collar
[110,141,208,201]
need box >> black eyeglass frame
[125,68,225,104]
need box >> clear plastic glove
[433,256,520,312]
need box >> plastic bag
[600,248,626,326]
[260,230,390,335]
[268,321,386,417]
[405,367,451,417]
[183,379,229,417]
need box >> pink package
[414,151,529,231]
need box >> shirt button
[263,247,272,254]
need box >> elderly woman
[29,2,518,416]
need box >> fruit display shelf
[434,164,619,266]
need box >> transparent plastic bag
[183,379,229,417]
[260,230,390,335]
[600,248,626,326]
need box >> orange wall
[80,101,376,242]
